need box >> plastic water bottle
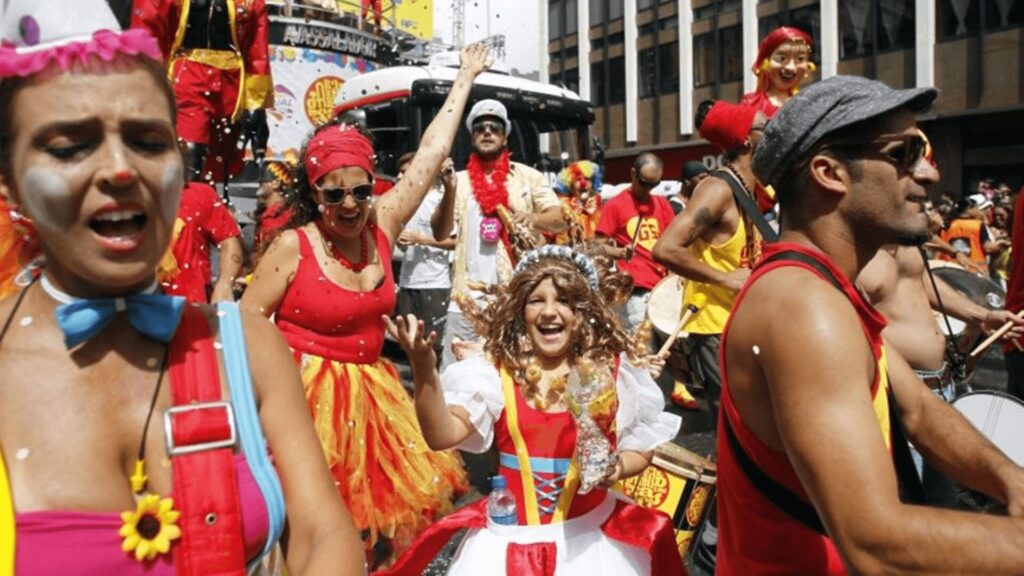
[487,475,517,526]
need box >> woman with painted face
[740,26,816,118]
[0,1,363,574]
[379,246,684,576]
[241,44,491,569]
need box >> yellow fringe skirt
[295,353,468,556]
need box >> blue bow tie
[54,292,186,349]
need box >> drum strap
[918,246,968,385]
[724,251,925,536]
[713,169,779,243]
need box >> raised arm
[652,178,747,290]
[383,314,475,450]
[430,160,458,242]
[239,229,300,318]
[375,45,493,243]
[750,271,1024,574]
[242,310,365,576]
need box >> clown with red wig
[552,160,604,245]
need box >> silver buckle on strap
[163,401,237,457]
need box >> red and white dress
[378,355,684,576]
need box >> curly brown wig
[459,253,644,382]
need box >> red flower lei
[466,150,511,216]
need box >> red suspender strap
[167,306,246,575]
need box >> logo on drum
[621,467,671,508]
[686,484,710,527]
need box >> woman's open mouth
[89,206,148,253]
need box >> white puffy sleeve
[615,355,682,452]
[440,355,506,453]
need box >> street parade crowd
[1,1,1024,575]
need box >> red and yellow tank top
[715,243,891,576]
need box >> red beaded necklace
[466,150,511,216]
[315,220,370,272]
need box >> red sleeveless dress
[274,224,466,559]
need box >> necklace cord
[136,348,170,462]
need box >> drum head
[929,262,1006,310]
[952,391,1024,467]
[647,275,686,337]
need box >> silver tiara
[513,245,600,290]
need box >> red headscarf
[699,101,758,152]
[304,124,375,186]
[754,26,813,73]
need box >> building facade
[543,0,1024,195]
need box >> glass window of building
[938,0,1023,39]
[609,0,624,21]
[590,0,605,25]
[659,41,680,94]
[609,56,626,103]
[591,61,606,105]
[566,0,578,34]
[694,32,716,86]
[694,25,742,86]
[639,47,657,98]
[564,67,580,94]
[638,0,655,9]
[549,0,563,40]
[840,0,914,57]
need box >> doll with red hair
[740,26,815,118]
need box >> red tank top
[495,377,606,525]
[716,243,891,576]
[275,225,396,363]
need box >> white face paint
[161,162,185,226]
[20,167,74,232]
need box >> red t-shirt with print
[596,190,674,291]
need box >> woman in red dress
[242,44,492,568]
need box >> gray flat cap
[752,76,937,187]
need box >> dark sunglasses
[863,133,929,171]
[828,132,929,171]
[637,178,661,189]
[472,120,506,135]
[319,183,374,204]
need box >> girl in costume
[241,44,492,568]
[740,26,815,118]
[551,160,604,246]
[380,245,684,575]
[0,1,364,574]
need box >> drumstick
[970,309,1024,358]
[657,292,709,358]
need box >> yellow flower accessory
[119,494,182,562]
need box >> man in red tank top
[719,75,1024,574]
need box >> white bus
[332,52,595,178]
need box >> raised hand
[460,43,493,77]
[382,313,438,369]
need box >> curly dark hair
[282,117,376,230]
[459,253,643,382]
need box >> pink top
[15,454,268,575]
[275,225,396,363]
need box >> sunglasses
[319,183,374,204]
[828,131,929,172]
[637,178,661,189]
[472,120,506,135]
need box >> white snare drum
[647,274,686,338]
[952,391,1024,467]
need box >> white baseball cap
[465,99,511,134]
